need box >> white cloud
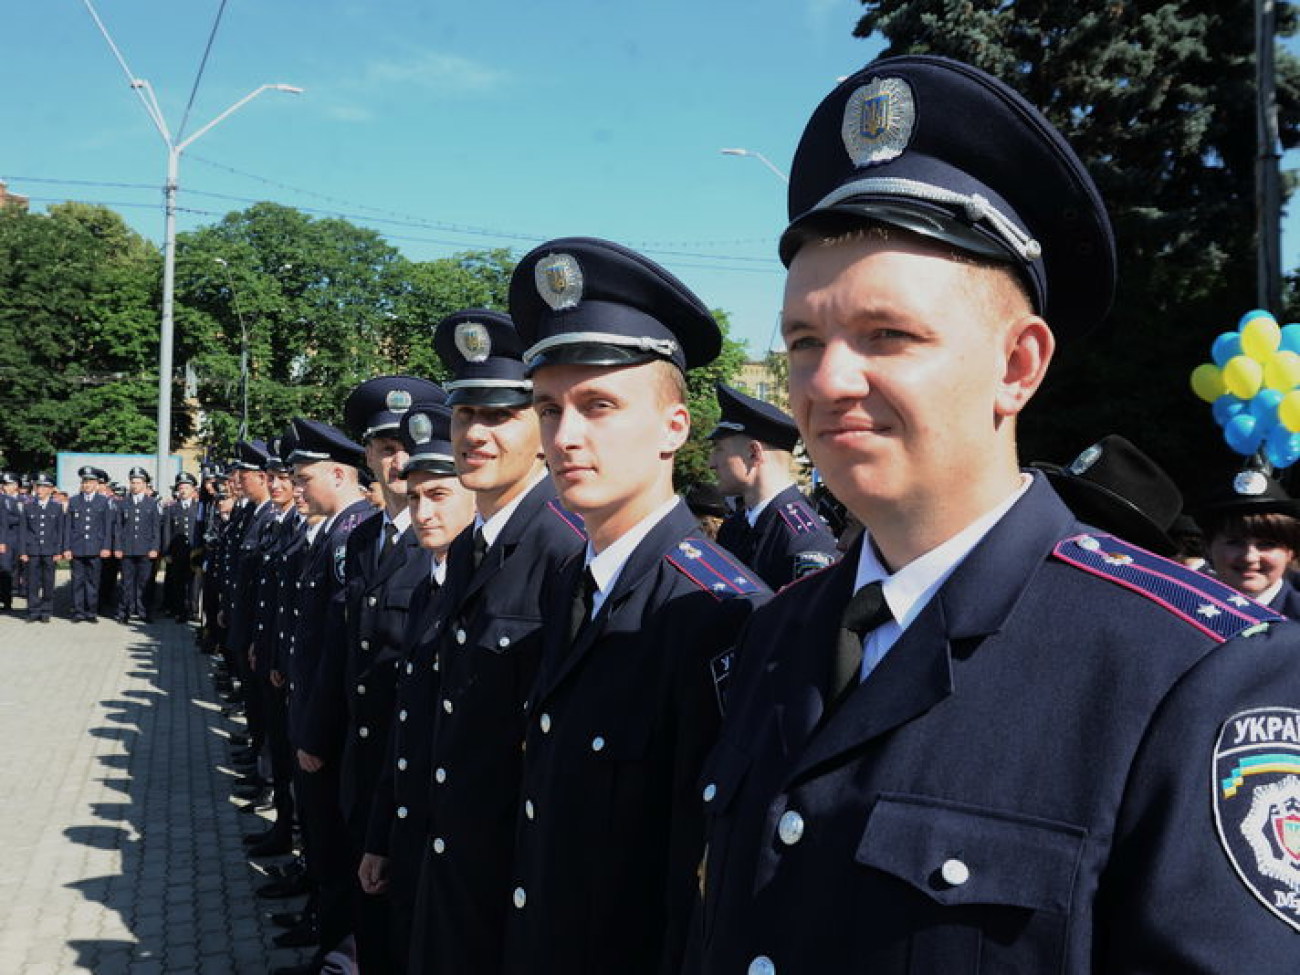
[360,52,507,95]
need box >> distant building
[735,359,787,410]
[0,182,29,211]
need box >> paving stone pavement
[0,571,310,974]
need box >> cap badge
[1234,471,1269,497]
[409,412,433,445]
[1068,443,1103,476]
[536,253,583,311]
[386,388,413,413]
[454,321,492,363]
[842,76,916,168]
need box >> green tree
[676,309,749,488]
[852,0,1300,493]
[0,203,160,472]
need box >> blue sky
[2,2,1297,358]
[2,0,877,356]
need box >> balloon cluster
[1191,310,1300,469]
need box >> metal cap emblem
[842,76,916,168]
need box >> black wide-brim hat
[1036,435,1183,556]
[1193,469,1300,527]
[781,55,1116,344]
[510,237,720,374]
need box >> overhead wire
[175,0,230,144]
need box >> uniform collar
[474,467,547,548]
[584,492,680,611]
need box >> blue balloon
[1212,394,1249,426]
[1251,388,1284,431]
[1239,308,1275,329]
[1224,413,1263,455]
[1265,426,1300,469]
[1212,331,1244,366]
[1281,323,1300,356]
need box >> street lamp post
[83,0,300,482]
[720,147,790,184]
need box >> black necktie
[569,567,598,644]
[380,520,400,566]
[831,581,891,702]
[471,527,488,571]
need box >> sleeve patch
[1213,706,1300,932]
[666,535,766,600]
[1052,533,1284,642]
[793,550,836,578]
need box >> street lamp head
[274,84,305,94]
[720,148,751,157]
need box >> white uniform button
[591,736,605,752]
[456,628,466,645]
[432,837,446,854]
[396,806,408,819]
[405,661,415,675]
[540,713,551,734]
[435,767,447,784]
[748,956,776,975]
[360,639,370,651]
[498,635,510,648]
[513,887,526,909]
[357,684,366,695]
[399,709,408,722]
[941,858,970,887]
[368,595,378,607]
[433,658,440,672]
[443,698,453,714]
[397,758,408,771]
[777,810,804,846]
[702,783,717,803]
[358,726,369,739]
[524,799,535,820]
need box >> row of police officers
[192,51,1300,975]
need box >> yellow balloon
[1241,313,1282,362]
[1190,363,1226,402]
[1224,354,1264,399]
[1265,351,1300,391]
[1281,391,1300,432]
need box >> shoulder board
[545,499,587,539]
[1052,533,1285,643]
[776,497,825,536]
[666,535,765,600]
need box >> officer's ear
[994,313,1054,419]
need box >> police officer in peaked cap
[64,465,113,622]
[0,472,21,611]
[708,382,839,588]
[17,472,65,622]
[335,375,443,973]
[161,471,202,621]
[401,309,586,975]
[689,55,1300,974]
[113,465,162,623]
[504,239,767,975]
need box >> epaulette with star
[1052,533,1285,642]
[666,535,765,600]
[546,499,586,540]
[777,497,826,536]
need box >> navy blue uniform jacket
[338,511,431,834]
[413,478,586,975]
[115,495,161,556]
[689,474,1300,974]
[289,498,374,754]
[18,499,66,556]
[66,493,112,557]
[503,499,768,975]
[740,484,839,590]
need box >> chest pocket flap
[472,613,542,655]
[857,794,1085,914]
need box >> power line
[175,0,230,144]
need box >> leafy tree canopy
[853,0,1300,496]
